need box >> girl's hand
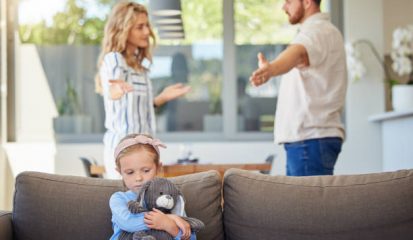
[154,83,191,107]
[167,214,191,240]
[144,208,179,237]
[109,80,133,100]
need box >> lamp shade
[151,15,183,25]
[150,0,182,17]
[159,35,185,40]
[157,23,184,31]
[158,30,185,40]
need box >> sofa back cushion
[13,171,223,240]
[223,168,413,240]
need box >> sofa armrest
[0,211,13,240]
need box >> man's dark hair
[314,0,322,6]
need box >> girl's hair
[115,133,160,170]
[95,1,156,94]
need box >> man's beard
[287,4,305,24]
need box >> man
[250,0,347,176]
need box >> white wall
[383,0,413,53]
[0,147,14,211]
[15,44,57,142]
[336,0,386,174]
[4,43,57,178]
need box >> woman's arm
[154,83,191,107]
[100,52,132,100]
[110,192,148,232]
[108,80,133,100]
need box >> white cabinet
[369,110,413,171]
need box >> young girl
[96,1,191,179]
[109,133,196,240]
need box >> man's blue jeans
[284,137,343,176]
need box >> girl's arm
[143,209,179,237]
[110,192,149,232]
[167,214,191,240]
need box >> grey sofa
[1,168,413,240]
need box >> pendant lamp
[149,0,182,16]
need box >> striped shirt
[99,52,156,176]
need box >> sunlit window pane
[235,0,292,132]
[151,0,223,132]
[17,0,115,136]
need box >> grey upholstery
[10,171,223,240]
[223,168,413,240]
[2,168,413,240]
[0,211,12,240]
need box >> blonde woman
[96,1,191,179]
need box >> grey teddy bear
[118,178,205,240]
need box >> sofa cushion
[223,168,413,240]
[0,211,12,240]
[169,171,224,240]
[13,171,223,240]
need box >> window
[234,0,328,133]
[151,0,223,133]
[18,0,116,140]
[15,0,332,142]
[234,0,293,133]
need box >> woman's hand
[144,208,179,237]
[154,83,191,107]
[167,214,191,240]
[109,80,133,100]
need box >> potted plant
[390,25,413,112]
[53,79,92,134]
[346,29,413,112]
[202,72,223,132]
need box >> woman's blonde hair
[95,1,156,94]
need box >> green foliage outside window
[19,0,112,45]
[180,0,222,43]
[234,0,295,45]
[19,0,298,45]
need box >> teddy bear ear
[171,195,186,216]
[137,180,151,204]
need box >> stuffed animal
[118,178,205,240]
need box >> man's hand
[144,208,179,237]
[258,52,269,69]
[249,44,310,87]
[154,83,191,107]
[249,52,272,87]
[109,80,133,100]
